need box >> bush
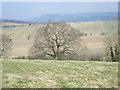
[12,56,28,59]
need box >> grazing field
[1,22,27,26]
[70,21,118,36]
[1,21,118,57]
[2,59,118,88]
[2,21,118,39]
[1,25,41,39]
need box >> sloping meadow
[2,59,118,88]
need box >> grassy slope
[1,21,117,57]
[1,25,41,39]
[1,21,118,39]
[70,21,118,36]
[3,59,118,88]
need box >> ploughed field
[1,21,118,57]
[2,59,118,88]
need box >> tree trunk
[110,46,114,61]
[56,47,61,60]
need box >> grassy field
[1,21,118,57]
[1,21,118,39]
[1,25,41,39]
[2,59,118,88]
[70,21,118,36]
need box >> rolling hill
[1,12,118,23]
[31,12,118,23]
[1,21,117,39]
[1,21,118,57]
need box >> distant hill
[31,12,118,23]
[1,12,118,23]
[0,19,33,24]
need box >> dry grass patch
[2,59,118,88]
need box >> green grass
[2,59,118,88]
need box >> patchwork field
[1,21,118,57]
[2,21,118,39]
[2,59,118,88]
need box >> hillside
[0,19,31,24]
[1,21,118,57]
[1,21,118,39]
[1,22,27,27]
[3,59,118,88]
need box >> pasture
[1,21,118,88]
[2,21,118,39]
[2,59,118,88]
[1,21,118,57]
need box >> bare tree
[0,34,12,58]
[29,22,86,60]
[104,35,119,62]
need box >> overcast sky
[2,2,118,20]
